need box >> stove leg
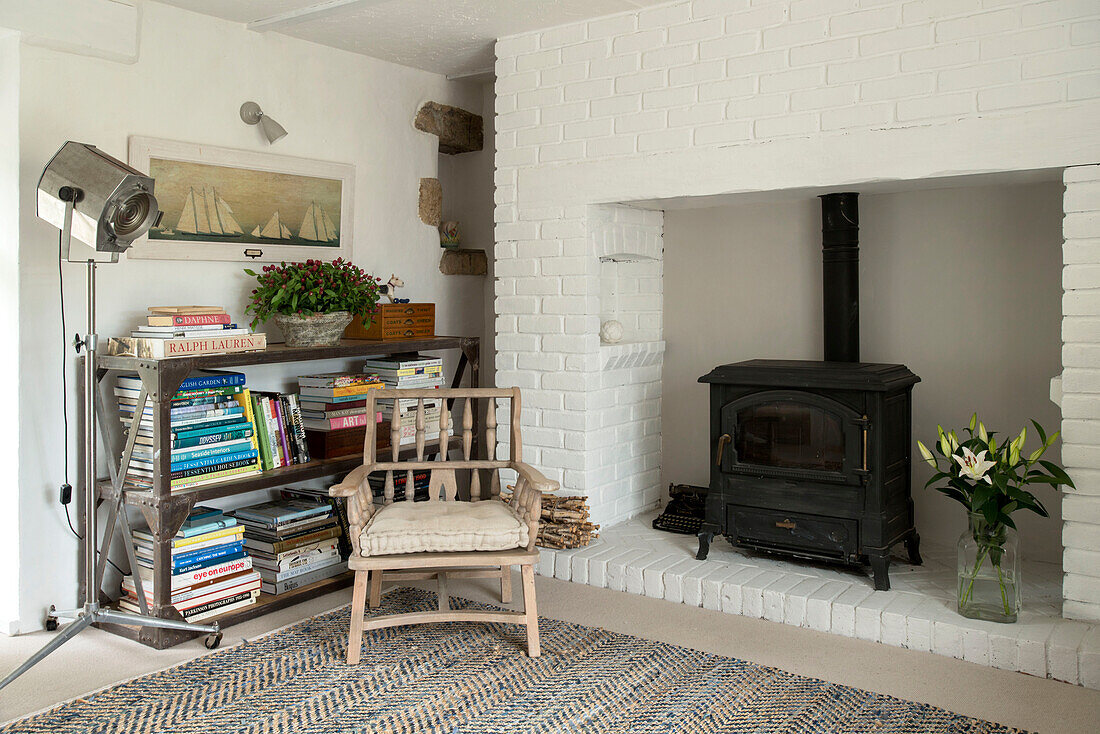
[868,551,890,591]
[696,531,713,561]
[905,532,922,565]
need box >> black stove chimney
[820,192,860,363]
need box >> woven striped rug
[2,587,1025,734]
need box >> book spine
[310,412,371,430]
[177,371,245,389]
[262,557,343,582]
[287,394,311,464]
[170,449,257,472]
[330,496,352,559]
[254,546,340,573]
[245,527,342,554]
[170,541,244,568]
[169,314,232,327]
[261,397,283,468]
[170,457,255,481]
[168,419,253,440]
[181,590,255,619]
[137,556,253,588]
[186,594,259,622]
[261,563,345,594]
[135,531,244,558]
[170,427,254,449]
[249,394,271,471]
[167,441,251,462]
[169,465,260,490]
[363,357,443,371]
[174,520,240,541]
[173,549,247,574]
[277,395,298,465]
[123,569,256,603]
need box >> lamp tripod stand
[0,191,222,693]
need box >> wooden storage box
[306,421,391,459]
[345,303,435,341]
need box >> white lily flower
[953,446,996,485]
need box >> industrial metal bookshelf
[89,336,480,649]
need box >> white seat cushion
[359,500,529,557]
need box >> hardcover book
[105,333,267,359]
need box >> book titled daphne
[106,333,267,359]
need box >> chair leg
[521,563,540,658]
[347,571,369,665]
[437,571,450,611]
[369,568,383,609]
[500,564,512,604]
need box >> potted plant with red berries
[245,258,381,347]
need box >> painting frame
[127,136,353,263]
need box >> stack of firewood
[504,490,599,549]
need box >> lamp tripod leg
[0,614,94,691]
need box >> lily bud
[969,413,977,432]
[978,422,988,444]
[1028,447,1044,463]
[917,441,936,469]
[949,431,960,451]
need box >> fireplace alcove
[659,175,1067,575]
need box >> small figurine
[378,274,405,303]
[439,221,460,249]
[600,319,624,344]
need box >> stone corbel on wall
[414,101,483,155]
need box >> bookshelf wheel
[204,632,223,650]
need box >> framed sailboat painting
[126,137,353,262]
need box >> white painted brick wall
[495,0,1100,616]
[1064,163,1100,623]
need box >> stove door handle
[715,433,731,466]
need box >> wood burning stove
[696,193,921,590]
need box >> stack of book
[363,356,450,446]
[250,392,310,470]
[121,506,260,621]
[280,486,353,559]
[231,499,347,595]
[119,370,262,491]
[106,306,266,359]
[367,469,431,503]
[299,373,384,459]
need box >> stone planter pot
[273,311,353,348]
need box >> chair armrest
[330,465,369,497]
[510,461,559,493]
[330,465,375,546]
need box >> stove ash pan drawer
[727,507,859,560]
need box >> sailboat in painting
[250,211,293,240]
[176,186,244,238]
[298,201,338,243]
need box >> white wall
[0,29,22,632]
[437,79,497,385]
[662,181,1065,563]
[10,1,487,632]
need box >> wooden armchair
[329,387,557,663]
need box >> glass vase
[957,512,1020,623]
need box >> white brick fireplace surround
[491,0,1100,631]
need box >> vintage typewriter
[652,483,707,535]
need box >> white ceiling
[157,0,670,78]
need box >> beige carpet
[0,574,1097,732]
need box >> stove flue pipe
[820,192,860,363]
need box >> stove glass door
[735,401,844,472]
[721,390,861,483]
